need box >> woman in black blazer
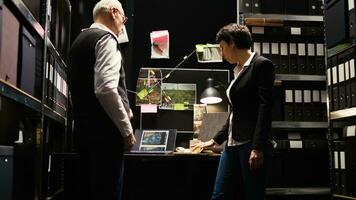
[194,24,275,200]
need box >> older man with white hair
[68,0,135,199]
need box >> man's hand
[124,133,136,150]
[249,149,264,170]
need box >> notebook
[128,129,177,154]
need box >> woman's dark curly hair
[216,23,252,49]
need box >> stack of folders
[251,26,325,75]
[45,52,68,117]
[331,125,356,196]
[272,83,327,121]
[327,46,356,111]
[332,125,356,197]
[273,132,328,150]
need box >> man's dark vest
[68,28,130,124]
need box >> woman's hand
[191,139,215,153]
[249,149,264,170]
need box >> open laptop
[128,129,177,154]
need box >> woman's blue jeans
[211,142,271,200]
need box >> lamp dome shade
[200,78,222,104]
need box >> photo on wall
[135,68,162,105]
[159,83,196,110]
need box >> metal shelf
[333,194,356,200]
[275,74,326,81]
[327,42,355,58]
[272,121,328,129]
[266,187,330,196]
[243,13,323,22]
[0,79,42,112]
[47,38,68,68]
[3,0,45,39]
[44,105,66,125]
[330,107,356,120]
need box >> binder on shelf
[272,85,283,121]
[333,141,342,194]
[285,0,309,14]
[253,42,261,55]
[342,125,356,137]
[0,5,20,86]
[18,26,37,97]
[260,0,285,14]
[48,55,55,109]
[338,52,346,110]
[307,43,317,75]
[271,42,280,73]
[315,43,325,75]
[298,43,307,74]
[280,43,289,74]
[262,42,271,60]
[344,49,352,108]
[349,0,356,38]
[289,43,298,74]
[303,139,328,149]
[303,89,313,121]
[349,49,356,107]
[312,89,322,121]
[309,0,323,15]
[332,57,339,111]
[294,89,303,121]
[321,90,328,120]
[240,0,252,13]
[284,89,294,120]
[251,0,261,13]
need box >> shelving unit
[242,13,324,22]
[333,194,356,200]
[272,121,328,129]
[0,0,70,199]
[3,0,45,38]
[238,1,329,199]
[275,74,326,81]
[266,187,330,195]
[324,0,356,198]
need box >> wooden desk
[123,153,220,200]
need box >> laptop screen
[139,130,169,152]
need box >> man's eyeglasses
[111,7,128,24]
